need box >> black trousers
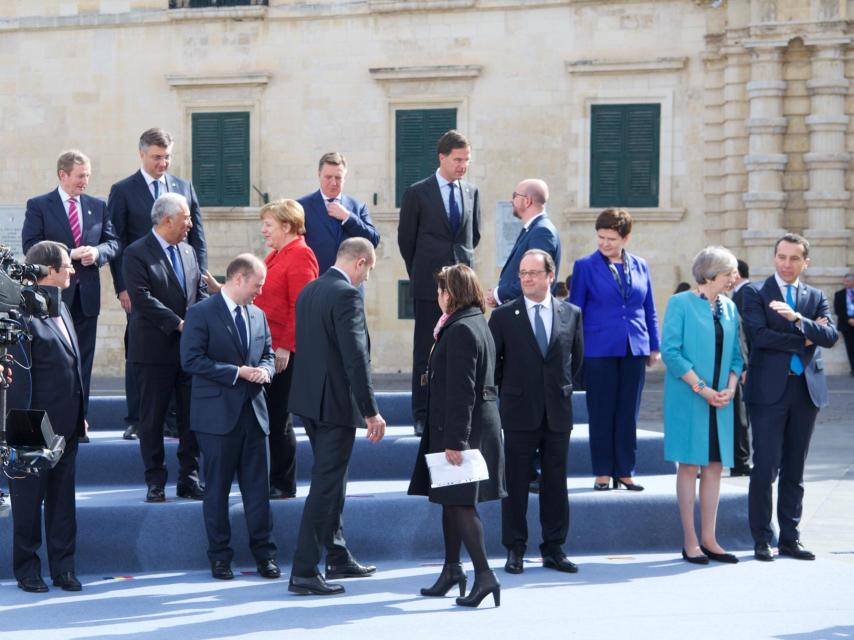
[748,375,819,545]
[842,329,854,375]
[69,294,96,419]
[266,354,297,496]
[291,418,356,577]
[195,402,276,564]
[136,362,199,487]
[502,423,570,553]
[123,318,140,426]
[410,298,442,424]
[732,383,751,471]
[10,438,79,580]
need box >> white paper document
[425,449,490,488]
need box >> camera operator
[9,240,85,593]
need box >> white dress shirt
[523,293,553,343]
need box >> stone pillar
[741,43,788,273]
[803,38,851,284]
[721,47,750,250]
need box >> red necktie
[68,198,82,247]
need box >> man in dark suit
[730,258,752,476]
[742,233,838,562]
[108,128,208,440]
[288,238,387,596]
[833,273,854,376]
[489,249,583,575]
[397,130,480,436]
[486,179,561,308]
[22,150,119,427]
[122,192,206,502]
[298,152,380,275]
[181,254,279,581]
[9,241,85,593]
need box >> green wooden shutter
[395,108,457,207]
[192,112,250,207]
[590,104,659,208]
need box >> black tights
[442,505,489,573]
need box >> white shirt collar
[141,168,165,187]
[152,228,175,252]
[774,272,800,293]
[220,289,241,315]
[57,185,77,205]
[320,190,341,202]
[733,279,750,293]
[330,265,352,285]
[523,211,545,231]
[523,293,552,312]
[435,169,455,190]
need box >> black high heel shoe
[420,562,467,597]
[456,569,500,608]
[613,477,644,492]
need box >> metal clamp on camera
[0,245,65,478]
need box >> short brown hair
[25,240,69,272]
[775,232,810,259]
[139,128,174,151]
[435,264,485,314]
[56,150,90,176]
[318,152,347,172]
[437,130,470,156]
[595,208,633,238]
[226,253,266,281]
[260,199,306,236]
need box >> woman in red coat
[253,199,319,498]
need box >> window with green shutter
[192,112,250,207]
[590,104,660,208]
[395,108,457,207]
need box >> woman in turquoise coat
[661,246,744,565]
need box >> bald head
[512,179,548,222]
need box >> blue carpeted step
[85,392,591,430]
[73,427,675,486]
[0,475,751,577]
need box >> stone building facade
[1,0,851,375]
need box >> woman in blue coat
[569,208,660,491]
[661,246,744,565]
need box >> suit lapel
[79,194,95,244]
[134,171,155,211]
[215,294,246,362]
[246,305,265,365]
[547,300,563,353]
[177,242,193,300]
[48,189,75,247]
[427,176,454,237]
[61,304,82,361]
[147,232,186,298]
[514,298,543,357]
[316,190,342,244]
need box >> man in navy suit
[397,130,480,436]
[489,249,583,576]
[122,193,206,503]
[181,254,279,581]
[298,152,380,275]
[108,128,208,440]
[22,150,119,426]
[486,179,561,308]
[10,241,85,593]
[742,233,838,562]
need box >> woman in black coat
[408,264,506,608]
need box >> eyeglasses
[511,192,529,200]
[518,270,546,279]
[58,263,75,272]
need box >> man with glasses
[489,249,583,575]
[487,179,561,308]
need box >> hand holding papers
[425,449,490,488]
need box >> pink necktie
[68,198,82,247]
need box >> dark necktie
[152,180,160,199]
[448,183,461,235]
[786,284,804,375]
[167,245,186,293]
[233,306,249,360]
[534,304,548,357]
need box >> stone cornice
[369,65,483,82]
[565,57,687,75]
[166,74,272,89]
[564,207,685,223]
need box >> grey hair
[151,192,189,225]
[691,246,738,284]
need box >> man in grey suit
[288,238,386,596]
[397,130,480,436]
[181,254,279,581]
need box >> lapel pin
[514,309,520,315]
[87,210,92,216]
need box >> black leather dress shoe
[542,551,579,573]
[270,486,296,500]
[17,576,49,593]
[730,466,752,477]
[325,559,376,579]
[778,539,815,561]
[53,572,82,591]
[504,548,524,574]
[145,485,166,503]
[256,559,281,579]
[176,482,205,500]
[211,560,234,580]
[754,542,775,562]
[289,574,344,595]
[123,424,139,440]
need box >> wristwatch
[692,380,706,393]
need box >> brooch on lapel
[514,309,520,315]
[87,210,92,216]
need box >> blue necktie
[786,284,804,375]
[233,306,249,360]
[152,180,160,200]
[167,245,186,293]
[534,304,548,357]
[448,183,461,235]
